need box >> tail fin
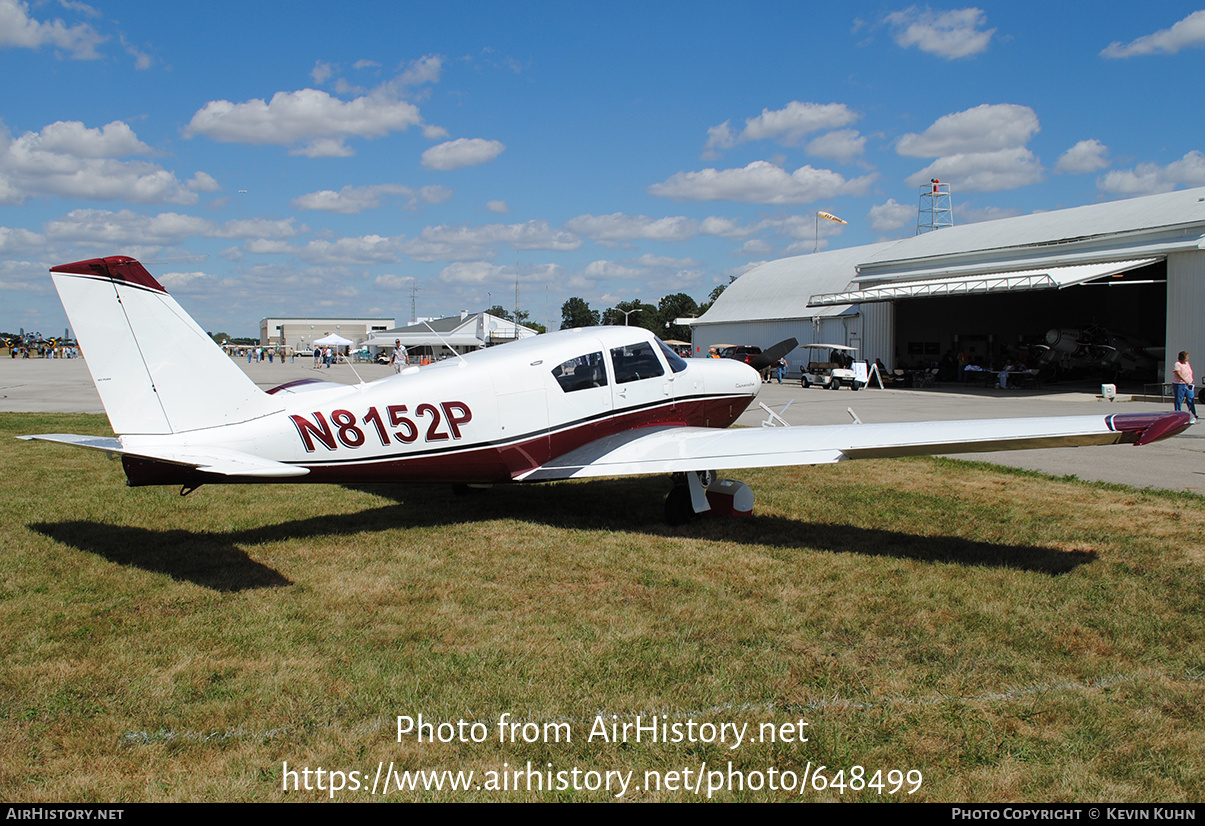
[50,257,282,435]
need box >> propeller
[748,338,798,372]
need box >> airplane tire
[829,378,841,390]
[664,484,695,526]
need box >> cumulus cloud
[703,101,859,156]
[291,183,450,214]
[1055,139,1110,174]
[897,103,1039,157]
[1097,151,1205,195]
[905,147,1044,191]
[806,129,867,163]
[421,138,505,170]
[438,261,506,285]
[1101,10,1205,58]
[649,160,876,205]
[868,198,916,232]
[897,104,1043,192]
[184,88,424,157]
[884,6,995,59]
[0,120,204,205]
[0,0,106,59]
[486,200,509,214]
[566,213,755,244]
[404,220,580,261]
[42,209,209,246]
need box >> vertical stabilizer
[50,257,282,435]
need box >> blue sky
[4,1,1205,337]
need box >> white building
[259,317,395,350]
[693,187,1205,383]
[367,311,539,357]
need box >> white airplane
[22,257,1194,524]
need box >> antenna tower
[917,179,954,234]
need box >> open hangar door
[890,260,1167,383]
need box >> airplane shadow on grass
[31,476,1095,592]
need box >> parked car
[721,345,763,364]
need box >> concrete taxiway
[2,355,1201,494]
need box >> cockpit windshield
[655,337,688,373]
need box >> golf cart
[798,343,865,390]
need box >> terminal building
[691,186,1205,385]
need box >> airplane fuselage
[119,327,761,487]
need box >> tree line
[558,285,727,342]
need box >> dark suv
[721,345,762,364]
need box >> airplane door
[545,350,613,450]
[608,340,677,427]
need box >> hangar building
[691,186,1205,385]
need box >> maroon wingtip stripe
[1107,412,1193,445]
[50,257,167,294]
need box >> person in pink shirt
[1172,350,1197,419]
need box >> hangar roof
[696,186,1205,325]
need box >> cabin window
[551,352,608,392]
[656,338,688,373]
[610,342,666,384]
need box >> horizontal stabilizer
[19,433,309,478]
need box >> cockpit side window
[656,337,688,373]
[610,341,666,384]
[551,352,608,392]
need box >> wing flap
[519,413,1192,482]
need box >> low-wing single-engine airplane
[22,257,1194,524]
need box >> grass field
[2,412,1203,802]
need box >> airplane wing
[517,412,1191,482]
[18,434,310,478]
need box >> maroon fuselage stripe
[121,393,754,487]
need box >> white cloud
[184,88,424,157]
[421,138,506,170]
[210,217,304,239]
[42,209,209,246]
[1101,10,1205,58]
[311,60,334,84]
[884,6,995,59]
[1097,151,1205,195]
[896,104,1039,157]
[0,0,105,59]
[905,147,1044,191]
[0,121,203,205]
[0,225,45,254]
[404,220,580,261]
[703,102,859,156]
[868,198,916,232]
[374,273,415,291]
[188,171,221,192]
[486,200,509,214]
[1055,139,1110,174]
[297,234,405,265]
[566,213,756,244]
[292,184,432,214]
[806,129,867,162]
[438,261,505,285]
[649,160,876,205]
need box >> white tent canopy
[312,333,353,347]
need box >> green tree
[560,297,599,330]
[484,305,514,322]
[602,299,657,330]
[656,293,699,341]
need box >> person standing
[1172,351,1198,420]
